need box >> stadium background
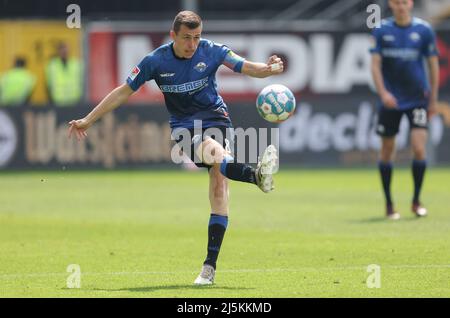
[1,0,449,170]
[1,0,450,299]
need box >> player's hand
[267,55,284,74]
[381,91,397,109]
[68,118,90,141]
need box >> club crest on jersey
[194,62,207,72]
[129,66,140,80]
[410,32,421,42]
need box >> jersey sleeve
[125,55,155,91]
[369,27,383,55]
[422,26,439,57]
[211,42,245,73]
[222,50,245,73]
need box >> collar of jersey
[170,43,190,61]
[392,17,413,29]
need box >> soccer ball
[256,84,296,123]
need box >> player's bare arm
[371,53,397,108]
[241,55,284,78]
[427,55,439,118]
[68,83,134,140]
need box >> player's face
[389,0,413,19]
[171,24,202,59]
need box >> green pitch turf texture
[0,168,449,298]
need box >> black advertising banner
[0,106,173,170]
[1,98,450,170]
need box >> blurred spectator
[0,57,36,106]
[45,42,83,106]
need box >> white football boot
[255,145,278,193]
[194,264,215,285]
[412,202,428,217]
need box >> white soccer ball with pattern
[256,84,296,123]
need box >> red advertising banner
[86,24,450,105]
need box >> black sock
[220,155,256,184]
[412,160,426,204]
[204,214,228,269]
[378,161,393,206]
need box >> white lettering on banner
[308,114,332,152]
[310,34,335,92]
[333,113,356,152]
[116,33,375,95]
[280,103,444,153]
[248,35,310,91]
[356,102,373,151]
[209,34,309,92]
[334,35,373,92]
[201,33,373,93]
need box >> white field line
[0,264,449,280]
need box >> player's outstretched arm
[241,55,284,78]
[68,83,134,140]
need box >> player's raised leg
[410,128,428,217]
[379,137,399,220]
[198,136,276,192]
[254,145,278,193]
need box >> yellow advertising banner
[0,20,81,105]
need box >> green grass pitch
[0,168,449,297]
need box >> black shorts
[376,106,428,137]
[172,126,235,168]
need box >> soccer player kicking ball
[68,11,283,284]
[370,0,439,220]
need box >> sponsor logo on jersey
[159,77,209,93]
[383,35,395,42]
[129,66,140,81]
[160,73,175,77]
[194,62,207,72]
[382,48,419,60]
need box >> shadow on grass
[349,216,424,223]
[90,284,254,293]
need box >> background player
[68,11,283,284]
[370,0,439,220]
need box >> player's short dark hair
[172,11,202,34]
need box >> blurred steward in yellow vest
[0,57,36,106]
[46,42,82,106]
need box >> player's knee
[380,148,394,162]
[197,138,225,166]
[411,131,427,160]
[380,139,395,161]
[412,145,426,160]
